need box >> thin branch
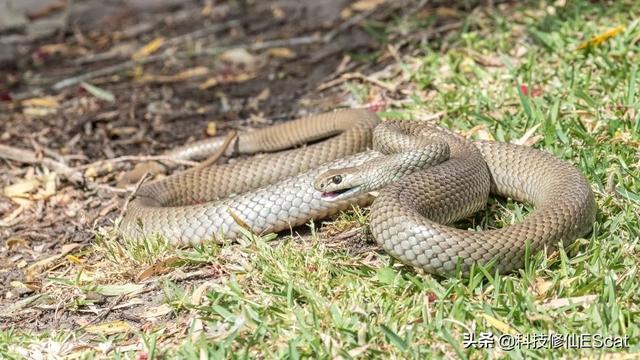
[193,131,237,170]
[0,144,151,194]
[0,144,83,184]
[161,20,241,48]
[323,7,378,42]
[317,72,397,92]
[74,20,240,65]
[73,155,199,171]
[52,34,321,90]
[116,172,151,227]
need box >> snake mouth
[321,186,361,201]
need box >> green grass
[2,1,639,359]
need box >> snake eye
[332,175,342,184]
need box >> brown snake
[120,109,596,275]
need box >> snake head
[314,168,365,201]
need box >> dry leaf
[192,282,215,305]
[348,345,371,358]
[201,2,214,16]
[85,321,132,335]
[26,243,82,279]
[132,37,165,60]
[248,113,268,124]
[4,179,41,199]
[206,122,217,136]
[43,173,57,197]
[93,283,145,296]
[228,208,252,230]
[11,198,32,207]
[459,57,475,73]
[219,48,256,67]
[227,72,254,83]
[10,281,29,289]
[472,53,503,67]
[435,7,461,18]
[479,314,517,335]
[81,82,115,102]
[4,173,56,203]
[352,0,385,11]
[21,96,60,108]
[511,45,528,58]
[267,47,296,59]
[199,78,219,90]
[578,25,625,49]
[189,282,216,342]
[6,237,28,249]
[271,6,285,19]
[9,280,37,293]
[538,295,597,309]
[513,124,541,146]
[0,206,26,226]
[173,67,209,80]
[199,72,256,90]
[531,278,554,298]
[135,256,182,282]
[22,107,57,117]
[140,304,173,319]
[0,294,45,318]
[65,255,84,265]
[255,88,270,102]
[139,66,209,84]
[84,166,98,179]
[340,8,353,19]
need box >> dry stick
[1,145,203,195]
[317,21,465,93]
[75,20,240,65]
[29,136,70,164]
[323,6,379,42]
[73,155,199,170]
[0,144,134,194]
[115,172,151,227]
[0,144,84,184]
[160,19,241,49]
[52,35,320,90]
[193,131,238,170]
[79,294,125,331]
[317,72,397,92]
[404,20,464,47]
[58,0,73,40]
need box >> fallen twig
[406,21,464,46]
[161,20,241,49]
[0,144,140,194]
[0,144,84,184]
[75,20,240,66]
[323,7,379,42]
[193,131,238,170]
[317,72,397,92]
[52,35,321,90]
[115,172,151,227]
[82,294,126,330]
[73,155,199,171]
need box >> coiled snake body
[120,109,596,275]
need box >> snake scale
[120,109,596,275]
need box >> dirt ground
[0,0,484,334]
